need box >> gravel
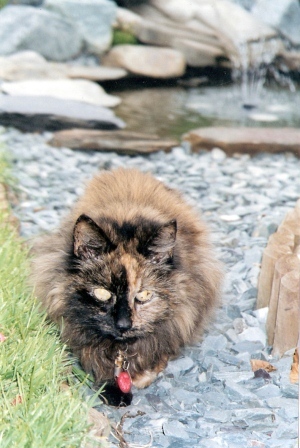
[1,126,298,448]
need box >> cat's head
[65,214,177,342]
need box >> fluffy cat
[32,168,223,406]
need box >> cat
[31,168,223,406]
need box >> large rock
[0,94,124,132]
[102,44,186,78]
[1,79,121,107]
[44,0,117,55]
[252,0,300,46]
[117,0,281,68]
[49,128,178,154]
[116,5,225,67]
[0,5,82,61]
[206,0,279,65]
[183,127,300,156]
[0,51,128,82]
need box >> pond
[113,82,300,139]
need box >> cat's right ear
[73,214,115,260]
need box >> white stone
[237,327,267,346]
[252,307,269,324]
[1,79,121,107]
[198,372,207,383]
[249,113,279,122]
[211,147,227,161]
[220,214,241,222]
[0,51,127,82]
[102,45,186,78]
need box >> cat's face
[65,214,177,342]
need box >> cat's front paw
[97,381,133,407]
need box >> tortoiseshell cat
[32,168,223,406]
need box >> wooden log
[266,254,300,346]
[272,270,300,357]
[268,230,295,250]
[256,243,292,309]
[257,199,300,357]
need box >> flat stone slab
[0,95,124,132]
[1,78,121,107]
[183,127,300,156]
[0,51,128,82]
[49,128,178,154]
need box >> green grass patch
[113,29,138,46]
[0,153,104,447]
[0,0,8,10]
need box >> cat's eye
[94,288,111,302]
[135,290,153,303]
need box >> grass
[0,152,105,447]
[0,0,7,9]
[112,29,138,46]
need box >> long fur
[31,168,223,393]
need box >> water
[114,83,300,139]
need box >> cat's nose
[116,316,132,332]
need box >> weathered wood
[257,199,300,357]
[272,270,300,357]
[266,254,300,346]
[256,244,292,309]
[268,230,295,249]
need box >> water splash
[231,38,289,109]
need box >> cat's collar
[114,348,132,393]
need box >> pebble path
[1,126,298,448]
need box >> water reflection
[114,83,300,139]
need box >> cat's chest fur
[32,168,223,406]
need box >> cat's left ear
[73,214,115,260]
[147,220,177,264]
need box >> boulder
[102,44,186,78]
[183,127,300,156]
[0,94,125,132]
[117,0,281,68]
[49,128,178,154]
[252,0,300,46]
[1,79,121,107]
[207,0,279,65]
[44,0,117,55]
[0,5,82,61]
[116,5,225,67]
[0,51,128,82]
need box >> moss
[112,29,138,46]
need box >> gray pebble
[3,127,299,448]
[162,421,189,439]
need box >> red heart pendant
[116,371,132,393]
